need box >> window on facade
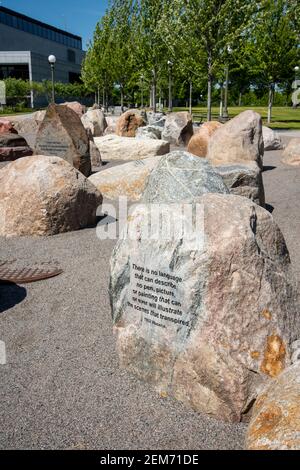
[0,9,81,49]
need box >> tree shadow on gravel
[0,282,27,313]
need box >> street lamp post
[167,60,173,113]
[222,46,232,120]
[48,55,56,104]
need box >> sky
[0,0,109,49]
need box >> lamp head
[48,55,57,65]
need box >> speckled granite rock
[89,156,162,201]
[207,110,264,168]
[0,155,102,237]
[142,151,229,203]
[94,135,170,161]
[246,362,300,449]
[110,193,299,422]
[214,161,265,207]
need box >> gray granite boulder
[214,161,265,207]
[142,151,229,203]
[136,125,162,140]
[162,112,193,146]
[110,193,299,422]
[262,126,283,151]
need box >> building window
[67,49,76,63]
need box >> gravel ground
[0,138,299,450]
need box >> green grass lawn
[172,106,300,130]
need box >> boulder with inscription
[207,110,264,168]
[0,133,33,162]
[262,126,283,151]
[0,155,102,237]
[187,121,222,157]
[161,112,193,146]
[246,362,300,450]
[110,193,299,422]
[116,110,146,137]
[214,161,265,207]
[35,104,91,176]
[89,156,163,201]
[94,135,170,161]
[81,109,107,137]
[281,138,300,166]
[142,151,229,203]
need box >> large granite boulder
[116,110,146,137]
[146,112,166,127]
[187,121,222,157]
[81,109,107,137]
[162,112,193,146]
[110,193,299,422]
[207,110,264,168]
[0,133,32,162]
[262,126,283,151]
[89,156,163,201]
[93,135,170,161]
[0,118,17,135]
[142,151,228,203]
[136,125,162,140]
[35,104,91,177]
[246,362,300,450]
[281,138,300,166]
[0,155,102,237]
[214,161,265,207]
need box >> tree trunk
[207,74,212,121]
[267,84,274,124]
[152,69,157,113]
[207,55,212,121]
[120,87,124,112]
[238,92,242,107]
[102,88,105,109]
[189,81,193,115]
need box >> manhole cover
[0,260,63,284]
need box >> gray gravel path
[0,142,299,450]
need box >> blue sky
[1,0,109,48]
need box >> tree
[160,0,258,119]
[249,0,300,123]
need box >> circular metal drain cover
[0,260,63,284]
